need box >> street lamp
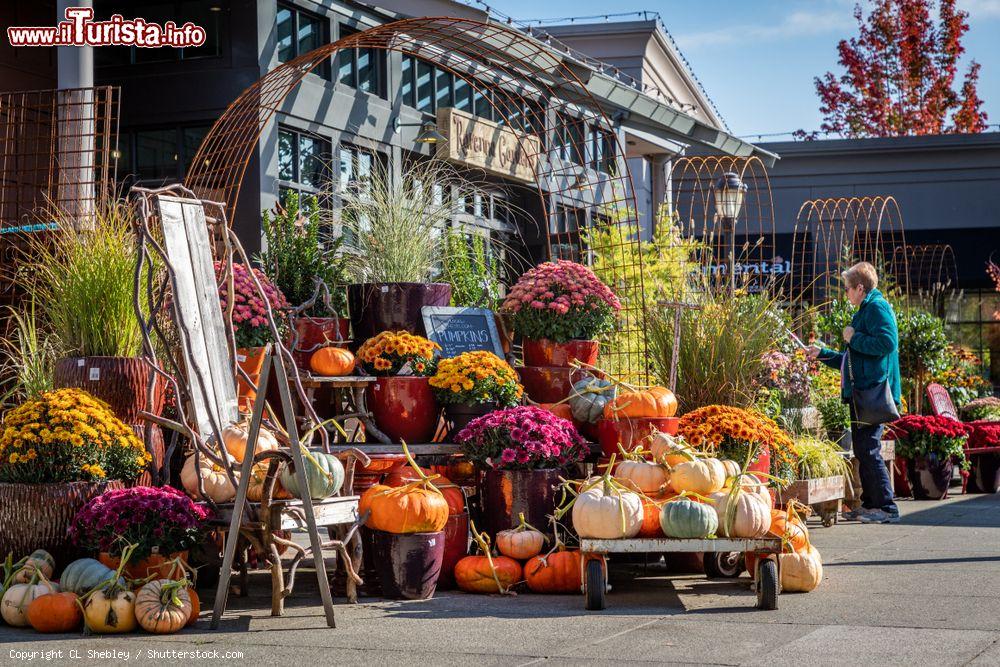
[393,117,446,145]
[712,171,747,293]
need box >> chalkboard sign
[422,306,504,358]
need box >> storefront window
[278,126,332,202]
[338,144,384,245]
[276,4,329,79]
[128,124,211,184]
[337,25,384,96]
[94,0,226,66]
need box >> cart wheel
[756,559,779,610]
[822,512,837,528]
[703,551,744,578]
[585,559,606,611]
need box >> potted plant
[456,405,586,538]
[31,199,165,479]
[889,414,970,500]
[215,261,289,411]
[0,388,149,564]
[962,397,1000,422]
[338,160,453,345]
[70,485,207,580]
[357,330,441,443]
[429,350,523,434]
[258,191,353,365]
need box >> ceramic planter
[436,511,470,590]
[366,376,440,443]
[906,454,954,500]
[351,453,407,495]
[98,550,189,581]
[445,401,499,438]
[289,316,351,367]
[479,468,562,539]
[517,366,594,404]
[236,347,267,412]
[522,338,599,368]
[968,453,1000,494]
[370,529,445,600]
[596,417,680,458]
[347,282,451,348]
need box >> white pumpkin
[670,458,726,495]
[648,432,694,467]
[181,454,237,502]
[572,479,643,539]
[221,421,279,463]
[711,487,772,538]
[614,460,670,494]
[780,545,823,592]
[2,581,58,626]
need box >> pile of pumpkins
[454,516,582,595]
[181,421,345,504]
[568,432,822,593]
[1,549,201,634]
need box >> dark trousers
[850,405,898,513]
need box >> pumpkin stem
[515,511,546,537]
[470,521,513,595]
[675,490,715,504]
[400,440,442,496]
[157,578,190,607]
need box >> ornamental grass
[356,331,440,376]
[429,351,523,406]
[0,388,150,484]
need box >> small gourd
[28,592,82,633]
[12,549,55,584]
[310,346,356,377]
[710,479,772,538]
[669,457,726,495]
[454,522,521,594]
[2,581,58,626]
[603,386,677,420]
[135,579,193,634]
[568,377,616,423]
[614,459,669,494]
[181,453,238,503]
[496,513,546,560]
[359,443,449,534]
[570,458,643,539]
[780,545,823,592]
[649,432,694,467]
[524,550,582,594]
[83,587,137,634]
[280,450,345,500]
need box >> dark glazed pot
[289,316,351,366]
[906,454,954,500]
[53,356,165,424]
[479,468,561,539]
[371,529,445,600]
[366,376,440,443]
[968,453,1000,494]
[596,417,680,457]
[522,338,599,368]
[437,511,470,590]
[445,401,499,438]
[347,282,451,349]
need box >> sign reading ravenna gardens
[421,306,504,358]
[436,107,540,183]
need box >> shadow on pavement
[895,492,1000,527]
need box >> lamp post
[712,172,747,294]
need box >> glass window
[182,126,210,174]
[277,126,332,200]
[435,69,453,110]
[298,12,322,57]
[474,89,492,120]
[401,56,415,107]
[454,77,471,111]
[337,25,383,96]
[276,7,295,63]
[299,134,328,189]
[135,129,179,181]
[416,61,434,112]
[278,4,329,79]
[180,0,224,59]
[279,130,296,181]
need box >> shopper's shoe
[859,509,900,524]
[841,507,865,521]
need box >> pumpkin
[538,402,574,421]
[524,550,582,594]
[711,485,772,538]
[615,459,670,494]
[660,498,718,539]
[603,386,676,420]
[383,466,465,514]
[780,544,823,592]
[11,549,55,584]
[670,458,726,495]
[83,587,138,634]
[135,579,193,634]
[247,460,292,502]
[28,592,81,633]
[769,509,809,552]
[637,494,670,538]
[310,346,356,377]
[60,558,124,595]
[454,555,522,593]
[649,432,694,467]
[2,581,58,626]
[568,377,616,423]
[221,420,279,463]
[571,467,643,540]
[280,450,344,500]
[185,587,200,627]
[720,459,741,482]
[740,474,774,509]
[181,454,237,502]
[360,443,449,534]
[496,513,546,560]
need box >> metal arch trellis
[669,156,777,293]
[889,243,960,316]
[791,196,908,312]
[184,16,649,382]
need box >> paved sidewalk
[3,493,1000,666]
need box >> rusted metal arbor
[184,17,648,380]
[791,196,908,311]
[890,243,960,316]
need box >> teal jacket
[818,288,901,405]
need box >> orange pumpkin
[383,466,465,514]
[135,579,192,634]
[538,402,574,421]
[185,588,200,628]
[455,555,522,593]
[496,513,546,560]
[524,550,582,594]
[603,386,677,419]
[309,346,356,377]
[27,592,82,633]
[638,493,672,538]
[359,444,450,533]
[769,509,809,553]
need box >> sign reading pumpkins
[436,107,540,183]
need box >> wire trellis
[184,17,649,381]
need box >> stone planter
[906,454,954,500]
[478,468,562,539]
[366,376,440,443]
[347,282,451,349]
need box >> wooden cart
[579,536,784,611]
[776,475,846,527]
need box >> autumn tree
[802,0,987,138]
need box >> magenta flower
[456,406,587,470]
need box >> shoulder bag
[847,349,899,425]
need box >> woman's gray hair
[842,261,878,292]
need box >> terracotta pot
[236,347,267,412]
[445,401,499,438]
[436,511,470,590]
[596,417,680,457]
[370,529,445,600]
[53,356,166,424]
[351,453,407,495]
[522,338,599,368]
[99,550,189,581]
[347,282,451,349]
[366,376,439,443]
[906,455,953,500]
[517,366,594,404]
[0,481,125,570]
[289,316,351,367]
[479,468,562,539]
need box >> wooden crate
[777,475,845,505]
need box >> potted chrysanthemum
[456,405,586,537]
[889,415,971,500]
[429,350,523,434]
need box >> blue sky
[490,0,1000,139]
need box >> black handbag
[847,350,899,425]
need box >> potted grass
[889,415,971,500]
[429,350,523,435]
[258,191,353,366]
[337,160,453,345]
